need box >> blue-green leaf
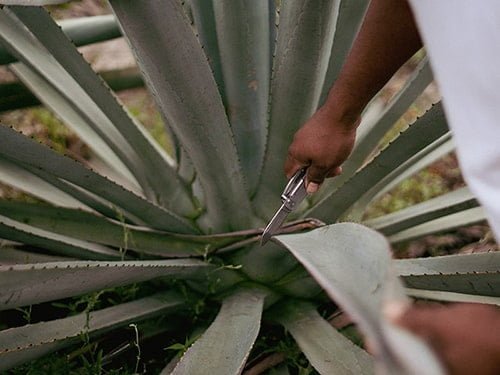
[277,302,373,375]
[0,292,183,371]
[109,0,253,231]
[170,289,266,375]
[0,125,197,233]
[255,0,341,217]
[0,259,209,309]
[213,0,271,194]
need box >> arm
[285,0,422,192]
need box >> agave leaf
[11,63,139,189]
[109,0,253,232]
[0,15,121,65]
[228,242,298,283]
[307,103,448,222]
[190,0,226,104]
[318,0,370,106]
[170,289,266,375]
[405,289,500,306]
[0,245,73,264]
[365,187,478,235]
[0,214,121,260]
[0,258,209,310]
[364,135,454,206]
[0,66,144,113]
[0,200,250,258]
[396,251,500,274]
[3,7,195,215]
[0,125,197,233]
[389,206,486,243]
[212,0,270,194]
[352,57,433,168]
[346,132,452,221]
[56,14,120,47]
[273,266,322,299]
[275,223,444,374]
[276,301,373,375]
[395,251,500,296]
[255,0,341,217]
[402,272,500,297]
[0,156,86,209]
[0,292,183,371]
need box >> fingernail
[383,301,410,322]
[307,182,320,194]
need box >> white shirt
[408,0,500,239]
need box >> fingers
[327,166,343,178]
[285,154,345,194]
[284,154,306,179]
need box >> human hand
[386,302,500,375]
[284,106,359,193]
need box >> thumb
[306,164,330,193]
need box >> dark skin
[285,0,500,373]
[393,303,500,375]
[285,0,422,192]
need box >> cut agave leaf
[389,206,486,243]
[395,251,500,296]
[255,0,341,217]
[170,289,267,375]
[0,258,209,310]
[365,186,478,235]
[212,0,270,194]
[0,292,184,371]
[276,223,444,374]
[109,0,253,232]
[276,301,373,375]
[0,125,197,233]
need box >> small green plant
[0,1,497,374]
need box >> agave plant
[0,1,498,374]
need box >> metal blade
[260,204,290,246]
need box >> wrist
[318,97,361,132]
[320,82,365,131]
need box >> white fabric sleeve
[408,0,500,240]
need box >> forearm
[323,0,422,127]
[285,0,423,185]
